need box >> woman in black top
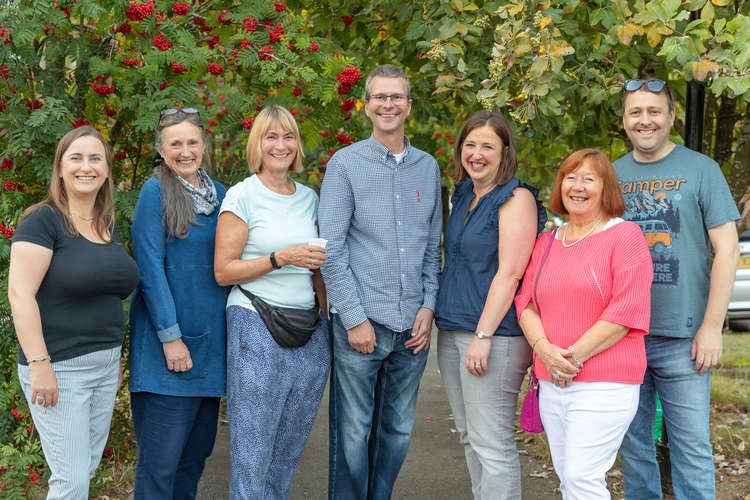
[8,126,139,498]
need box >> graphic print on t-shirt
[619,176,687,287]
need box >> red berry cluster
[340,98,355,112]
[172,62,187,74]
[72,118,90,128]
[172,2,189,15]
[25,99,43,110]
[122,58,139,66]
[193,16,205,26]
[0,100,6,112]
[0,28,12,45]
[92,76,116,94]
[125,0,155,21]
[114,22,132,34]
[337,66,361,94]
[206,35,220,48]
[268,23,284,43]
[259,45,273,61]
[159,80,168,89]
[4,180,20,191]
[0,224,13,239]
[242,117,254,130]
[309,40,319,52]
[336,133,355,145]
[218,10,231,24]
[341,15,354,27]
[153,34,172,51]
[274,2,286,12]
[293,86,302,96]
[103,104,117,116]
[114,151,127,160]
[207,62,224,75]
[243,17,258,33]
[1,158,12,170]
[207,118,218,126]
[155,11,166,21]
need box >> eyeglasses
[159,107,200,123]
[624,79,667,93]
[368,94,408,105]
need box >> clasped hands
[538,342,580,388]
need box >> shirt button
[397,221,402,225]
[401,273,405,278]
[395,194,400,199]
[400,248,405,252]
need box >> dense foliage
[0,0,748,494]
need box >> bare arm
[214,211,326,286]
[312,269,327,316]
[692,221,739,374]
[519,304,579,385]
[8,241,58,407]
[465,187,538,377]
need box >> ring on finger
[474,362,481,370]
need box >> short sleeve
[220,181,251,224]
[598,222,653,335]
[12,205,61,250]
[698,158,740,229]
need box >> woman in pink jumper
[515,149,653,499]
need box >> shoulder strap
[532,228,558,315]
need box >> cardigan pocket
[168,331,210,380]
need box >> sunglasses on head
[160,107,200,117]
[624,79,667,93]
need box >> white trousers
[18,346,121,500]
[539,380,639,500]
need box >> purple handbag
[520,229,557,434]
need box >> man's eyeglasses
[624,79,667,93]
[369,94,408,105]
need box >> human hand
[276,245,327,270]
[691,324,722,375]
[538,342,579,387]
[29,362,58,408]
[347,320,376,354]
[404,308,433,354]
[162,338,193,372]
[465,336,491,377]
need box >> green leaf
[405,21,426,40]
[701,1,715,24]
[439,20,459,39]
[457,57,466,73]
[685,0,707,9]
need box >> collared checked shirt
[319,135,442,332]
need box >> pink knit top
[515,220,653,384]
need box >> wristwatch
[475,330,490,339]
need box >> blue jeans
[620,336,714,500]
[131,392,220,500]
[328,314,429,500]
[18,346,121,500]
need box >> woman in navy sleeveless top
[435,111,546,500]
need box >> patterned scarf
[173,168,219,215]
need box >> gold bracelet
[531,337,546,352]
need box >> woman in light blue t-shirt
[214,104,330,499]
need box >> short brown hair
[246,105,304,173]
[453,110,517,186]
[23,126,114,240]
[549,149,624,218]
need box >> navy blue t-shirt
[435,178,546,336]
[12,205,139,364]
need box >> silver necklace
[561,216,601,248]
[70,210,94,222]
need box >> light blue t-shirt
[615,144,739,338]
[220,174,319,311]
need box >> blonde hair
[23,126,115,241]
[246,105,304,173]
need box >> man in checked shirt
[319,64,442,500]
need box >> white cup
[309,237,327,249]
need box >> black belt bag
[238,287,320,348]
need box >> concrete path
[196,330,561,499]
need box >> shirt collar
[366,134,411,164]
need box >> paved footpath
[195,329,561,499]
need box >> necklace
[70,210,94,222]
[560,216,601,248]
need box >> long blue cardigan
[129,177,229,396]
